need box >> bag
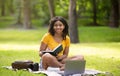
[30,63,39,71]
[11,60,39,71]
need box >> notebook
[42,44,63,56]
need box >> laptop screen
[64,60,86,76]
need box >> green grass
[0,27,120,43]
[69,43,120,76]
[79,27,120,42]
[0,27,120,76]
[0,43,120,76]
[0,28,47,44]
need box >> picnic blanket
[2,66,113,76]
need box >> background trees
[109,0,119,28]
[48,0,55,19]
[0,0,119,43]
[69,0,79,43]
[23,0,32,29]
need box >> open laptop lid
[64,60,86,76]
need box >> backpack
[11,60,39,71]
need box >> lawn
[0,27,120,76]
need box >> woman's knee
[74,55,84,60]
[78,55,84,60]
[69,55,84,61]
[41,53,55,61]
[41,53,53,69]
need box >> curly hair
[48,16,69,40]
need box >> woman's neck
[53,33,63,43]
[54,33,62,38]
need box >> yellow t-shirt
[41,33,70,56]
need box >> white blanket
[2,66,113,76]
[30,67,104,76]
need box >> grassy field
[0,27,120,76]
[0,26,120,43]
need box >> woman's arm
[39,42,47,57]
[56,46,69,61]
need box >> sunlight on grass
[69,43,120,59]
[0,43,120,59]
[0,44,39,51]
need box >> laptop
[63,60,86,76]
[48,60,86,76]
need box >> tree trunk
[92,0,97,25]
[48,0,55,19]
[119,0,120,22]
[69,0,79,43]
[1,0,5,16]
[15,0,22,25]
[109,0,119,28]
[9,0,14,15]
[23,0,32,29]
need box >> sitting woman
[39,16,84,70]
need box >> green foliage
[55,0,69,17]
[0,16,15,28]
[0,15,49,28]
[31,0,50,25]
[0,0,115,28]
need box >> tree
[69,0,79,43]
[23,0,32,29]
[8,0,14,15]
[0,0,6,16]
[48,0,55,18]
[118,0,120,19]
[92,0,97,25]
[109,0,119,28]
[15,0,22,25]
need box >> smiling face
[49,16,69,39]
[53,21,65,34]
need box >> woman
[39,16,84,70]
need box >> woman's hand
[56,55,67,61]
[56,56,62,61]
[39,51,43,57]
